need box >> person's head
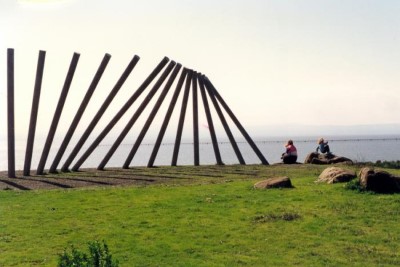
[318,138,324,144]
[285,139,293,147]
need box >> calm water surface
[1,135,399,171]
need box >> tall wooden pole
[198,74,223,165]
[7,48,16,178]
[147,68,187,167]
[61,55,140,172]
[201,74,245,164]
[49,53,111,173]
[192,72,199,166]
[24,50,46,176]
[122,63,182,169]
[171,70,193,166]
[36,52,80,175]
[69,57,169,171]
[94,61,176,170]
[204,76,269,165]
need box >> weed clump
[58,240,119,267]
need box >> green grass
[1,164,400,266]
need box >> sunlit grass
[1,164,400,266]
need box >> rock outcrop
[359,167,400,193]
[316,167,356,184]
[254,177,293,189]
[304,152,353,165]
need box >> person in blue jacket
[316,138,331,154]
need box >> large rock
[254,177,293,189]
[304,152,353,165]
[316,167,356,184]
[359,167,400,193]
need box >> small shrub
[58,240,119,267]
[344,179,363,192]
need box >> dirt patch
[0,168,189,190]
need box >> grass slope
[1,164,400,266]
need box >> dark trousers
[321,145,330,154]
[282,155,297,164]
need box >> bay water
[1,135,399,171]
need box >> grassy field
[1,164,400,266]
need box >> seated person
[316,138,331,154]
[281,139,298,164]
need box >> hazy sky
[1,0,400,141]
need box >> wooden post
[147,68,187,167]
[171,70,193,166]
[94,61,176,170]
[24,50,46,176]
[123,63,182,169]
[36,52,80,175]
[204,76,268,165]
[49,53,111,173]
[198,74,223,165]
[201,74,245,164]
[61,55,140,172]
[7,48,16,178]
[69,57,170,171]
[192,72,199,166]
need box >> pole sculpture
[5,50,269,175]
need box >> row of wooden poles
[6,48,268,178]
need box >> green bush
[374,160,400,169]
[58,240,119,267]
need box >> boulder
[304,152,353,165]
[254,177,293,189]
[316,167,356,184]
[359,167,400,193]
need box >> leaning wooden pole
[49,53,111,173]
[204,76,269,165]
[61,55,140,172]
[7,48,16,178]
[197,74,223,165]
[171,70,193,166]
[147,68,187,167]
[71,57,169,171]
[122,63,182,169]
[24,50,46,176]
[36,52,80,175]
[201,74,245,165]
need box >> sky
[1,0,400,145]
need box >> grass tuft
[253,212,301,223]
